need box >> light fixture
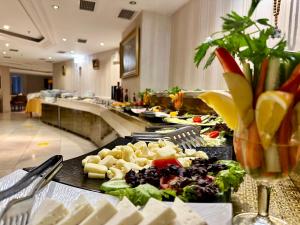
[3,51,6,54]
[52,5,59,10]
[129,1,136,5]
[3,25,10,30]
[48,56,52,59]
[70,50,75,54]
[62,38,67,42]
[100,42,104,46]
[5,43,9,47]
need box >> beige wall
[0,66,11,112]
[169,0,298,90]
[121,11,172,97]
[53,49,120,97]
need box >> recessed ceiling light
[48,56,52,59]
[100,42,104,46]
[3,25,10,30]
[70,50,75,54]
[5,43,9,47]
[62,38,67,42]
[129,1,137,5]
[52,5,59,10]
[3,51,6,54]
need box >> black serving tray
[34,137,233,202]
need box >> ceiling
[0,0,189,75]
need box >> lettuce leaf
[214,160,246,192]
[106,184,162,206]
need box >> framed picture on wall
[92,59,100,70]
[62,65,66,76]
[120,27,140,78]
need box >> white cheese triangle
[29,198,68,225]
[80,198,117,225]
[105,197,143,225]
[171,198,207,225]
[139,198,176,225]
[57,195,93,225]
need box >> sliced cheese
[29,198,68,225]
[105,197,143,225]
[171,198,207,225]
[139,198,176,225]
[57,195,93,225]
[80,198,117,225]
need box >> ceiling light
[62,38,67,42]
[100,42,104,46]
[70,50,75,54]
[52,5,59,10]
[3,51,6,54]
[129,1,137,5]
[3,25,10,30]
[48,56,52,59]
[5,43,9,47]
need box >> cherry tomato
[193,116,202,123]
[209,131,220,138]
[152,158,182,169]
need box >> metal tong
[0,155,63,225]
[132,126,205,150]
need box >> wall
[0,66,11,112]
[53,49,120,98]
[169,0,299,90]
[121,11,172,97]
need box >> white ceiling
[0,0,189,75]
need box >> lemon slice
[255,91,294,149]
[198,91,238,129]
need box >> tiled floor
[0,112,97,177]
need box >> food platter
[0,170,233,225]
[49,137,235,203]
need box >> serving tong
[0,155,63,225]
[132,126,205,150]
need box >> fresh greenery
[138,88,154,99]
[214,160,246,192]
[104,184,174,206]
[167,86,182,95]
[194,0,299,86]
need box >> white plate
[0,170,232,225]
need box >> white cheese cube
[139,198,176,225]
[171,198,207,225]
[80,198,117,225]
[105,197,143,225]
[57,195,93,225]
[29,198,68,225]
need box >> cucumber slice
[100,180,130,192]
[242,62,252,84]
[265,57,281,91]
[264,145,281,173]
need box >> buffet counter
[41,98,149,147]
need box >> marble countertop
[42,98,148,137]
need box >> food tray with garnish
[50,137,240,205]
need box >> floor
[0,112,97,178]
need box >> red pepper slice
[215,47,244,77]
[152,158,182,169]
[209,131,220,138]
[280,64,300,93]
[193,116,202,123]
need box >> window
[11,75,22,95]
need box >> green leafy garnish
[167,86,182,95]
[194,0,298,87]
[214,160,246,192]
[105,184,166,206]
